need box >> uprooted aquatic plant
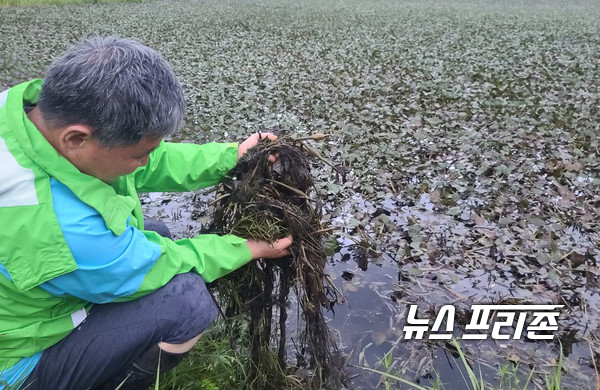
[212,135,349,389]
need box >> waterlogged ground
[2,0,599,388]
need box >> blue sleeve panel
[38,178,162,303]
[0,352,41,389]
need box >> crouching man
[0,36,291,389]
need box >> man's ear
[58,125,96,158]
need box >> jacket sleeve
[115,231,253,302]
[133,141,239,192]
[40,179,252,303]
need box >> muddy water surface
[142,189,599,389]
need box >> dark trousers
[22,220,217,390]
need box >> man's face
[77,136,162,183]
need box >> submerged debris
[213,136,348,389]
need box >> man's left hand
[237,132,278,162]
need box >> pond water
[323,191,599,389]
[1,0,598,387]
[142,189,599,389]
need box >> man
[0,36,292,389]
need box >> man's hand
[237,132,278,162]
[245,236,293,259]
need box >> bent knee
[159,273,218,340]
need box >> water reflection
[325,242,597,389]
[142,190,598,389]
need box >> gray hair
[38,36,185,147]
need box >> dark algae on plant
[212,136,350,389]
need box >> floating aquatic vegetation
[212,135,348,389]
[5,0,600,387]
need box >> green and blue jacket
[0,79,252,388]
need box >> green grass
[356,339,563,390]
[157,324,248,390]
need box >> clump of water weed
[212,135,349,390]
